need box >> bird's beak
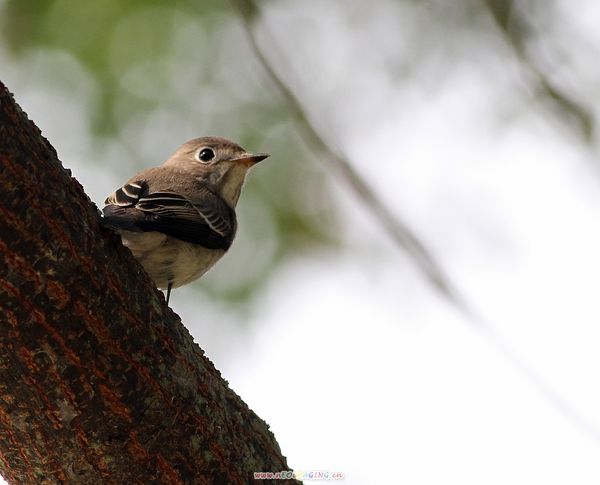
[233,152,270,167]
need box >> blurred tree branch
[232,0,464,308]
[231,0,600,449]
[484,0,595,141]
[0,80,296,484]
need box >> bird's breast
[119,230,226,289]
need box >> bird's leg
[166,281,173,305]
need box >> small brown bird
[103,136,269,303]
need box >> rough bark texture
[0,80,297,485]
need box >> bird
[102,136,269,304]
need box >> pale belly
[119,230,225,289]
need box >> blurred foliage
[483,0,594,141]
[1,0,593,306]
[0,0,339,305]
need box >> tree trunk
[0,80,296,485]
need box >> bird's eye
[197,148,215,163]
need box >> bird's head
[164,136,269,206]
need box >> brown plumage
[103,136,269,303]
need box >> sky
[2,1,600,484]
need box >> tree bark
[0,80,296,485]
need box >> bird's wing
[103,181,235,250]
